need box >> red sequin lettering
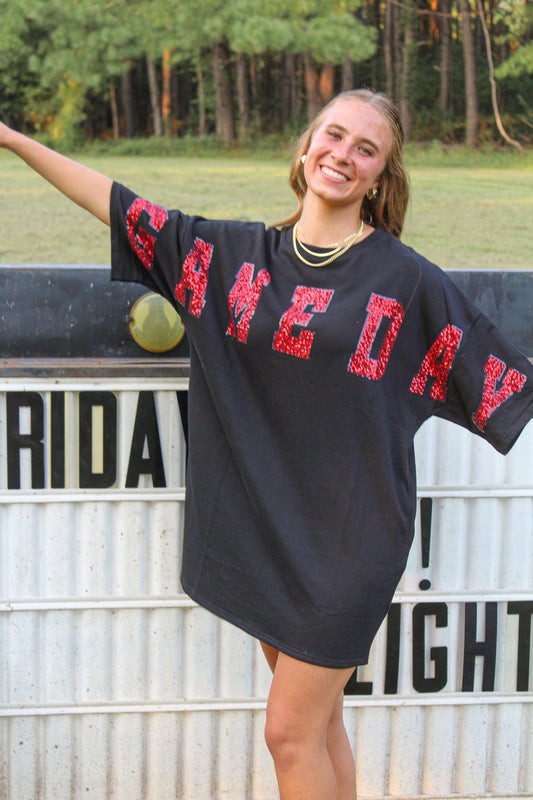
[226,263,271,343]
[273,286,334,360]
[174,238,213,318]
[126,198,168,270]
[472,355,526,431]
[348,293,404,380]
[410,324,463,402]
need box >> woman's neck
[298,197,365,248]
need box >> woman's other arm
[0,122,112,225]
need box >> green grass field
[1,147,532,269]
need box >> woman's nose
[331,141,351,162]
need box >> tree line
[0,0,531,149]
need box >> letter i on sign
[419,497,433,590]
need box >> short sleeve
[109,181,196,307]
[435,310,533,454]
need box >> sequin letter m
[126,198,169,270]
[174,238,213,318]
[226,263,271,343]
[348,293,404,380]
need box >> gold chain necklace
[292,219,365,268]
[296,224,363,251]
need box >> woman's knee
[264,702,309,767]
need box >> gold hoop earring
[366,186,378,200]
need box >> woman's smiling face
[302,97,393,217]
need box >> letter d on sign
[79,392,117,488]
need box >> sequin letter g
[126,198,169,270]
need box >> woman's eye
[328,130,341,140]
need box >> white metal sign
[0,382,532,799]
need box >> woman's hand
[0,122,112,225]
[0,120,18,149]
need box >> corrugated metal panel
[0,378,532,799]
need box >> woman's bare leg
[326,692,357,800]
[260,642,356,800]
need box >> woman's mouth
[320,165,349,182]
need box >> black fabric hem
[181,577,367,669]
[494,400,533,455]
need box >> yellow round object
[128,292,185,353]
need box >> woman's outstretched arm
[0,121,112,225]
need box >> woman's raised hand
[0,120,17,149]
[0,122,112,225]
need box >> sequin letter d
[348,293,404,380]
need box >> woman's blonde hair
[275,89,409,239]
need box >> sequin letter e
[226,262,271,343]
[472,355,526,431]
[273,286,333,360]
[348,293,404,380]
[126,198,169,270]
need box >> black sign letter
[461,602,497,692]
[507,601,533,691]
[79,392,117,488]
[412,602,448,693]
[7,392,44,489]
[125,392,166,488]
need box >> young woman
[1,89,532,800]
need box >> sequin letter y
[472,355,526,431]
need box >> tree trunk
[342,58,354,92]
[236,52,250,140]
[439,0,452,115]
[399,2,416,142]
[146,55,162,137]
[249,57,260,129]
[213,40,235,143]
[197,58,207,137]
[110,83,120,139]
[162,47,173,137]
[460,0,478,145]
[291,54,303,124]
[384,0,394,100]
[319,61,335,105]
[280,53,292,130]
[304,52,319,121]
[476,0,524,150]
[120,66,137,138]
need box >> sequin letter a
[410,324,463,402]
[273,286,333,359]
[226,263,271,343]
[126,198,169,270]
[348,293,404,380]
[174,238,214,318]
[472,355,526,431]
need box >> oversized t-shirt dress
[110,182,533,668]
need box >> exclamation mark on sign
[419,497,433,590]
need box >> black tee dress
[110,182,533,668]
